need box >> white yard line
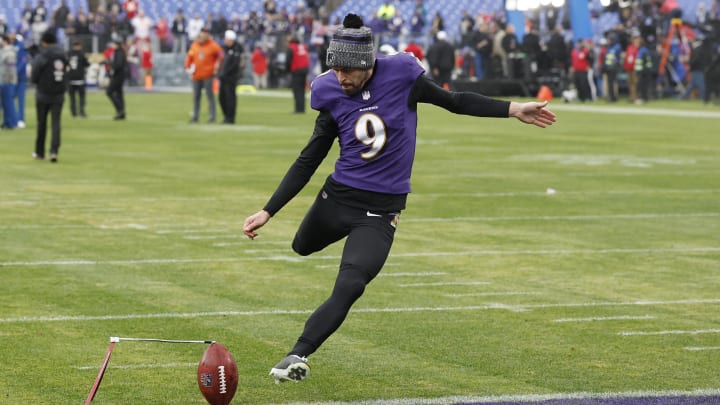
[444,292,540,297]
[684,346,720,351]
[155,229,229,234]
[619,328,720,336]
[75,362,196,370]
[413,189,720,198]
[278,388,720,405]
[1,212,717,231]
[398,281,491,287]
[553,315,657,323]
[402,212,720,223]
[2,299,718,323]
[549,104,720,119]
[1,188,718,209]
[183,234,244,240]
[2,246,719,267]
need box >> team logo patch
[362,90,370,100]
[390,213,400,228]
[199,372,213,387]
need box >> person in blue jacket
[12,33,29,128]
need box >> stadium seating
[330,0,504,44]
[0,0,85,31]
[1,0,706,44]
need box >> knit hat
[41,30,57,44]
[326,14,375,70]
[224,30,237,41]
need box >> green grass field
[1,89,719,404]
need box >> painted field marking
[156,229,228,234]
[282,388,720,405]
[314,263,400,269]
[402,212,720,223]
[2,246,719,267]
[2,188,719,209]
[553,315,657,323]
[75,362,196,371]
[183,234,243,240]
[398,281,491,287]
[214,241,290,247]
[2,299,718,323]
[2,211,718,231]
[413,189,720,198]
[444,291,540,297]
[684,346,720,351]
[619,328,720,336]
[550,103,720,118]
[242,249,293,254]
[381,272,447,277]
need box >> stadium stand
[1,0,84,30]
[3,0,708,45]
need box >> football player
[243,13,556,383]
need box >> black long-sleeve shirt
[263,74,510,216]
[31,44,68,103]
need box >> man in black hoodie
[106,39,127,120]
[31,30,67,163]
[426,31,455,88]
[66,40,89,117]
[217,30,244,124]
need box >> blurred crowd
[1,0,719,103]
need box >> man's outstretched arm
[509,100,556,128]
[243,111,338,239]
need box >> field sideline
[1,89,719,404]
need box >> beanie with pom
[326,14,375,70]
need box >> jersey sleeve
[309,70,338,112]
[263,111,338,216]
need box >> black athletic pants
[106,77,125,116]
[288,189,399,357]
[218,78,237,123]
[290,68,308,113]
[35,100,63,157]
[68,84,86,116]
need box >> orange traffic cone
[144,75,153,91]
[537,85,553,101]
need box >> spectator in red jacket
[624,34,640,102]
[570,39,593,102]
[404,40,424,61]
[251,45,268,89]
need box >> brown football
[197,342,238,405]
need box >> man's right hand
[243,210,271,240]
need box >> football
[197,342,239,405]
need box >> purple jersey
[310,52,425,194]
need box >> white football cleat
[269,354,309,384]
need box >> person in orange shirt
[184,27,223,123]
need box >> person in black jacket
[106,39,127,120]
[217,30,244,124]
[31,30,67,163]
[66,40,89,117]
[426,30,455,88]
